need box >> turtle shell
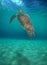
[17,14,32,26]
[17,13,34,38]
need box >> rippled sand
[0,38,47,65]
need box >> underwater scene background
[0,0,47,65]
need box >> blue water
[0,0,47,65]
[0,0,47,39]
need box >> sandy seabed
[0,38,47,65]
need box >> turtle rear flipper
[10,14,17,24]
[27,31,35,38]
[27,31,33,38]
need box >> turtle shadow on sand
[16,51,31,65]
[9,8,35,38]
[41,52,47,65]
[11,50,31,65]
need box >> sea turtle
[9,8,35,38]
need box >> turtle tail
[9,14,17,24]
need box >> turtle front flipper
[9,14,17,24]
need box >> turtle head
[17,8,23,14]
